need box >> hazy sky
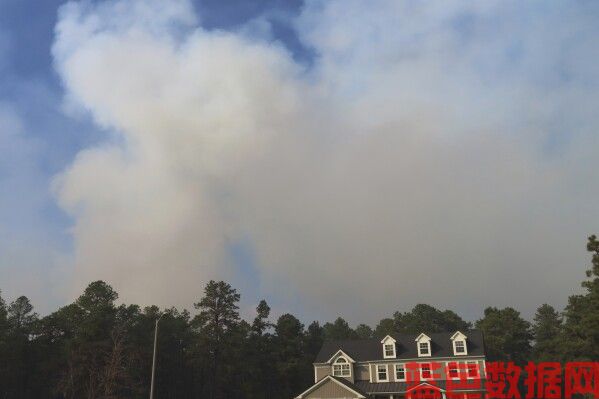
[1,0,598,326]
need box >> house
[295,330,487,399]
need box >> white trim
[450,331,467,340]
[326,349,356,364]
[376,364,389,382]
[482,360,487,378]
[369,363,373,383]
[415,333,432,342]
[295,375,366,399]
[394,363,406,382]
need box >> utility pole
[150,313,164,399]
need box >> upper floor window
[447,362,459,379]
[377,364,389,382]
[454,340,466,354]
[420,363,432,380]
[466,361,479,379]
[332,357,351,377]
[395,364,406,381]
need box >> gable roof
[380,335,396,343]
[314,330,485,363]
[295,375,367,398]
[415,333,432,341]
[451,331,467,340]
[326,349,356,364]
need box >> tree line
[0,235,597,399]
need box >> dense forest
[0,235,598,399]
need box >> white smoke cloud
[52,0,599,322]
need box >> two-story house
[295,330,486,399]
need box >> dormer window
[380,335,397,358]
[415,333,432,357]
[332,357,351,377]
[384,344,395,357]
[450,331,468,356]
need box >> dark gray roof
[314,330,485,363]
[354,379,486,394]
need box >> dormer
[326,350,355,379]
[415,333,432,357]
[450,331,468,356]
[380,335,397,358]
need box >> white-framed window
[395,364,406,381]
[418,342,430,356]
[447,361,460,379]
[466,361,479,379]
[381,336,397,359]
[384,344,395,358]
[451,331,468,356]
[332,357,351,377]
[454,340,466,354]
[420,363,432,380]
[377,364,389,382]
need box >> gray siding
[316,366,331,382]
[304,379,361,399]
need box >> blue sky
[1,0,598,325]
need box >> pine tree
[395,304,471,333]
[323,317,356,340]
[193,280,241,399]
[475,307,532,364]
[531,304,562,361]
[374,318,396,338]
[355,324,373,339]
[560,235,599,360]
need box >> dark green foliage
[531,304,562,361]
[475,307,533,364]
[192,280,241,399]
[395,304,472,333]
[374,317,397,338]
[355,323,373,339]
[560,235,599,360]
[323,317,357,340]
[2,295,38,398]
